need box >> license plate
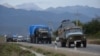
[76,40,81,42]
[43,36,47,38]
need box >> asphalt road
[18,42,100,56]
[47,42,100,54]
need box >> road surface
[17,42,100,56]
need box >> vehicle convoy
[6,35,28,42]
[57,20,87,48]
[29,25,52,44]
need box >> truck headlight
[69,37,72,40]
[83,36,86,39]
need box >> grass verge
[20,45,66,56]
[0,43,36,56]
[0,36,6,43]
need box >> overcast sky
[0,0,100,9]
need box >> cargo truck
[29,25,52,44]
[57,20,87,48]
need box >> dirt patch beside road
[0,36,6,43]
[87,39,100,45]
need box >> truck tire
[36,37,39,44]
[76,42,81,47]
[61,42,66,47]
[6,39,9,42]
[33,37,36,43]
[83,41,87,48]
[41,40,44,44]
[48,38,51,44]
[6,38,10,42]
[67,42,71,48]
[30,37,33,43]
[30,35,34,43]
[48,40,51,44]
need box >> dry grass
[22,45,66,56]
[87,39,100,45]
[0,43,36,56]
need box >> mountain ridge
[0,4,100,35]
[15,3,42,11]
[46,5,100,17]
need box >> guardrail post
[54,41,57,50]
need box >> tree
[53,30,58,36]
[83,17,100,35]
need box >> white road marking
[20,46,45,56]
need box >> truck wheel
[76,42,81,47]
[35,37,38,44]
[6,39,10,42]
[30,37,33,43]
[83,41,87,48]
[33,37,36,43]
[48,40,51,44]
[48,38,51,44]
[30,35,33,43]
[36,37,39,44]
[61,42,66,47]
[67,42,71,48]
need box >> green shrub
[94,31,100,38]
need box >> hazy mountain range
[46,5,100,17]
[16,3,42,11]
[0,3,100,35]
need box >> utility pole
[4,34,7,42]
[48,21,54,37]
[75,10,80,26]
[48,21,53,31]
[95,14,100,21]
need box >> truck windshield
[38,27,49,33]
[66,28,82,33]
[39,27,48,31]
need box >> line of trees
[83,17,100,38]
